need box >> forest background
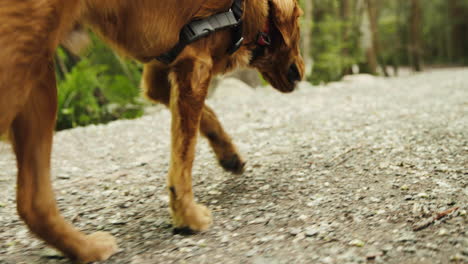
[55,0,468,130]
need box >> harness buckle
[182,20,215,43]
[228,37,244,54]
[155,0,244,64]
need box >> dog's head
[250,0,304,93]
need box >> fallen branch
[412,206,459,231]
[327,145,362,168]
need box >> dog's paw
[80,232,118,263]
[220,154,246,174]
[172,202,212,233]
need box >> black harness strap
[156,0,244,64]
[228,0,244,53]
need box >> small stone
[425,243,439,251]
[349,239,365,247]
[41,248,64,259]
[403,246,416,253]
[366,250,383,260]
[252,256,280,264]
[450,254,466,262]
[305,227,319,237]
[130,255,146,264]
[400,185,409,191]
[381,244,393,253]
[321,256,334,264]
[438,228,449,236]
[143,232,153,239]
[404,195,413,201]
[220,235,230,243]
[120,202,132,208]
[274,235,286,241]
[397,233,416,242]
[110,218,127,225]
[298,214,308,221]
[289,228,302,236]
[260,235,275,243]
[179,247,193,253]
[246,248,257,257]
[462,248,468,256]
[417,193,429,199]
[376,209,386,215]
[293,232,306,242]
[249,217,268,225]
[379,162,389,169]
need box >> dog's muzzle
[287,63,301,84]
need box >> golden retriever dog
[0,0,304,262]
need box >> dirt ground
[0,68,467,264]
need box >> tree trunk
[340,0,352,75]
[409,0,422,71]
[449,0,468,63]
[360,0,378,75]
[392,0,407,76]
[301,0,313,78]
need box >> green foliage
[421,0,453,63]
[56,34,143,130]
[57,59,104,130]
[310,14,344,83]
[303,0,468,83]
[309,1,361,84]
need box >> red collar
[256,21,271,46]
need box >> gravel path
[0,69,467,264]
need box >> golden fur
[0,0,304,262]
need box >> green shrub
[310,14,353,84]
[56,36,144,130]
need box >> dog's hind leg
[143,63,245,174]
[11,60,118,262]
[199,105,246,174]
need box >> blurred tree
[449,0,468,63]
[409,0,423,71]
[363,0,379,75]
[301,0,313,77]
[340,0,352,75]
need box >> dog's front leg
[167,56,213,232]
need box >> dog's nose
[287,63,301,84]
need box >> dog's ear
[269,0,299,47]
